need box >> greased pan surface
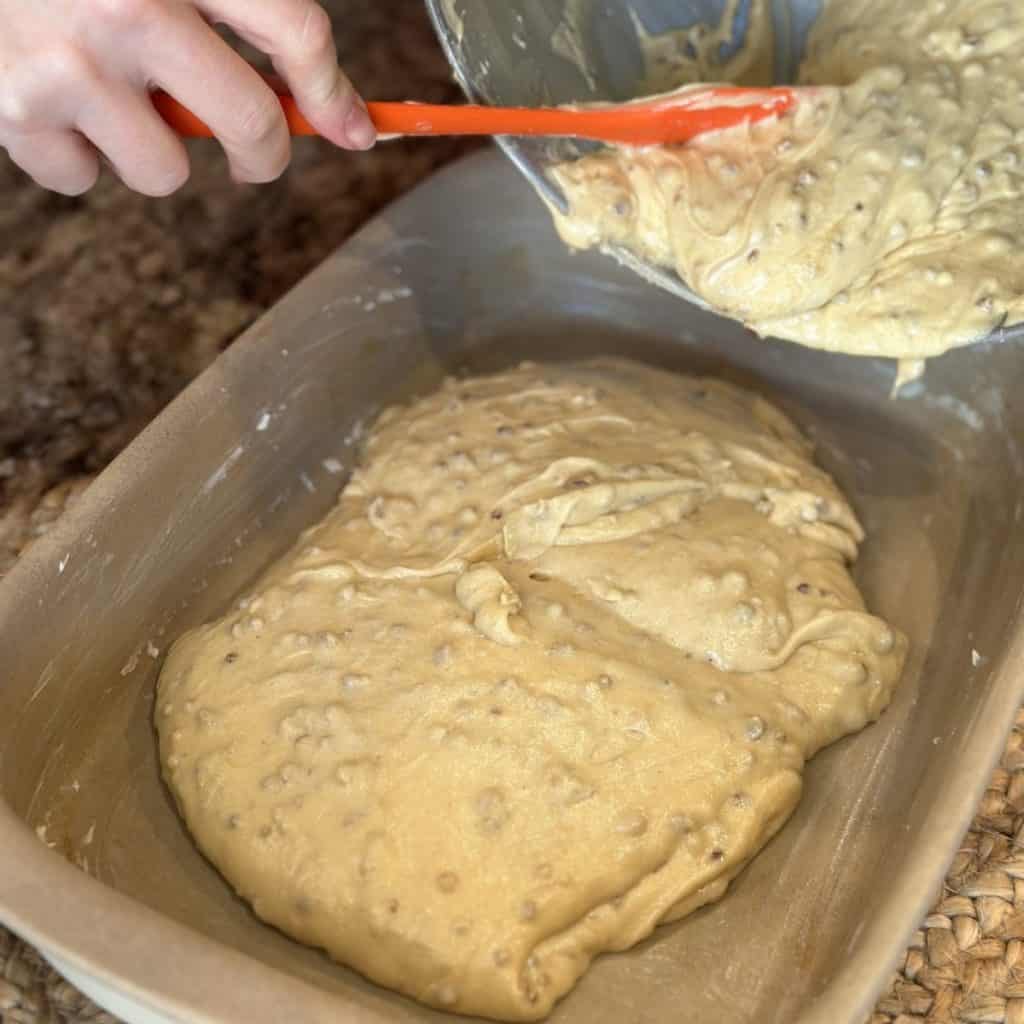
[1,151,1023,1024]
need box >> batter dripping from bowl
[549,0,1024,374]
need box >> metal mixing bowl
[425,0,824,308]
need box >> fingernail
[344,99,376,150]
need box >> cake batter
[157,359,906,1020]
[550,0,1024,361]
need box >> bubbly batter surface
[551,0,1024,360]
[157,359,906,1020]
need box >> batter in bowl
[156,358,906,1020]
[550,0,1024,363]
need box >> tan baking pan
[2,150,1023,1024]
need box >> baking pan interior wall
[1,151,1024,1024]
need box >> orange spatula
[153,82,796,147]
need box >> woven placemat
[1,479,1022,1024]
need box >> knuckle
[302,64,346,109]
[234,94,283,147]
[92,0,155,27]
[42,42,99,90]
[296,4,334,55]
[0,90,31,130]
[0,44,95,129]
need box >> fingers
[2,129,100,195]
[0,26,189,196]
[0,0,363,198]
[139,4,292,183]
[77,82,189,195]
[195,0,376,149]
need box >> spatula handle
[152,88,316,137]
[151,90,607,139]
[152,84,795,145]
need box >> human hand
[0,0,376,196]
